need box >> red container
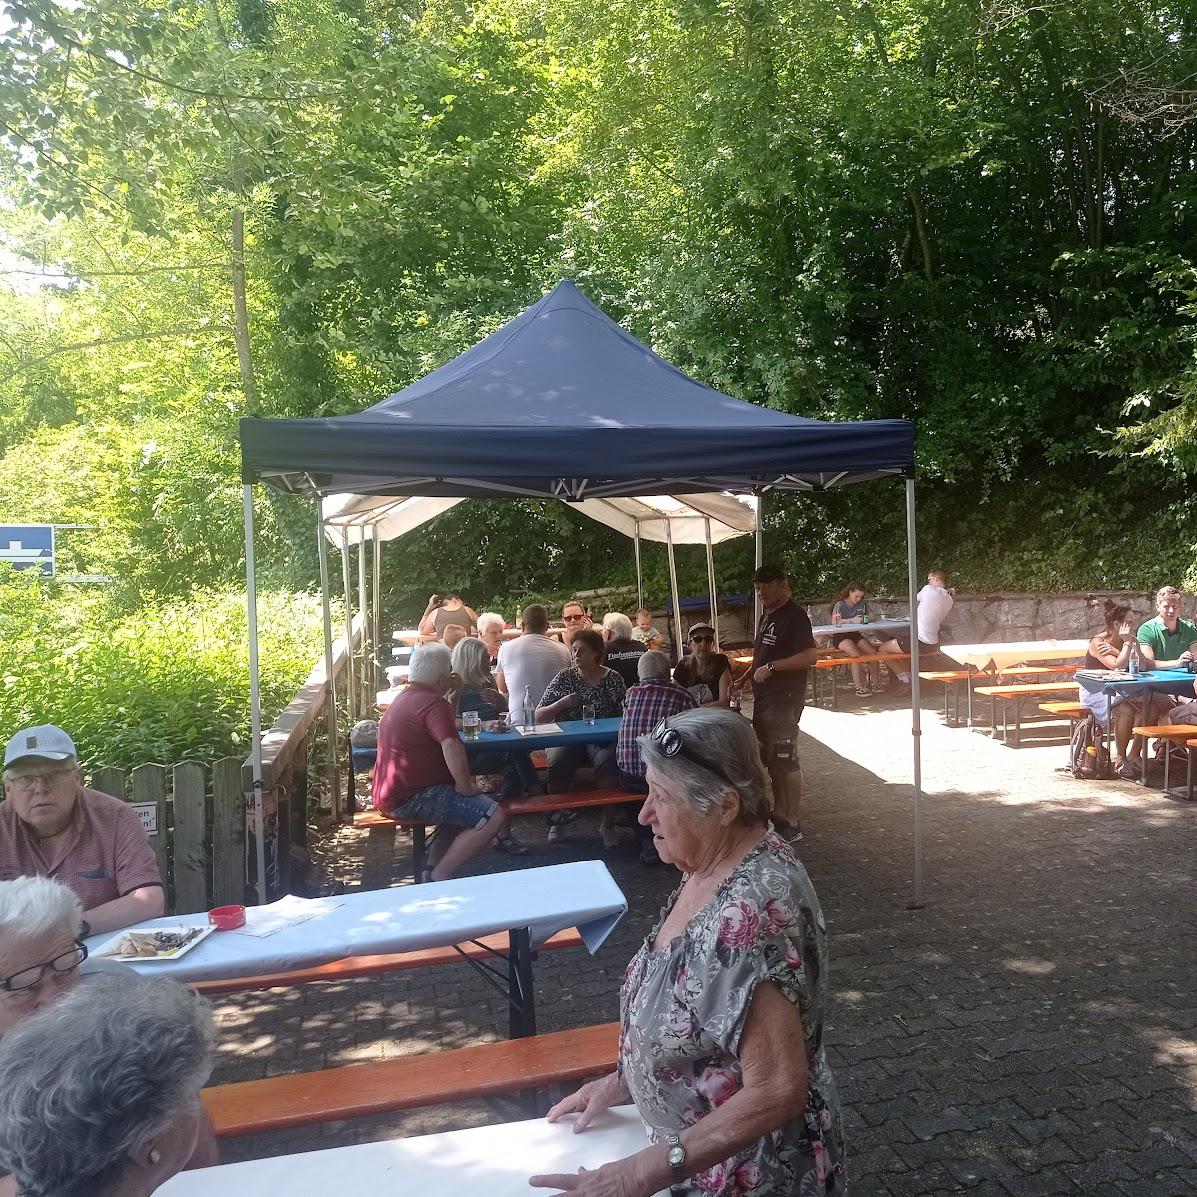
[208,904,246,931]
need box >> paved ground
[209,691,1197,1194]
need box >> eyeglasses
[1,942,88,995]
[690,635,714,644]
[6,765,75,793]
[651,717,738,790]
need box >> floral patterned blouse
[619,832,845,1195]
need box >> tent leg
[665,521,683,665]
[634,527,643,613]
[753,493,764,636]
[704,517,719,649]
[371,526,382,693]
[357,531,369,714]
[905,477,924,909]
[315,501,341,819]
[341,545,356,724]
[243,485,268,906]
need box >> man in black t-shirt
[601,612,647,689]
[746,564,817,840]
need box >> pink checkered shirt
[0,787,163,912]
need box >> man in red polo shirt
[0,726,164,935]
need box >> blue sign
[0,525,55,577]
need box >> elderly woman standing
[532,707,844,1197]
[0,972,214,1197]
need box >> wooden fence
[86,614,364,914]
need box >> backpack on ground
[1070,713,1110,780]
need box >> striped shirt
[617,680,698,777]
[0,787,162,912]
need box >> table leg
[1011,701,1021,749]
[507,927,537,1039]
[1187,748,1195,803]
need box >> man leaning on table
[0,726,164,936]
[1137,586,1197,671]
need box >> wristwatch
[664,1132,687,1188]
[766,662,775,673]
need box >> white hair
[451,636,494,690]
[638,707,771,824]
[0,877,81,948]
[0,973,214,1197]
[602,612,634,640]
[637,650,671,681]
[408,642,453,688]
[476,612,505,635]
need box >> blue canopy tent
[239,281,923,901]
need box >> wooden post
[172,762,209,914]
[91,767,127,800]
[130,764,168,890]
[211,757,246,907]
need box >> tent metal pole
[753,493,764,636]
[665,520,683,665]
[634,525,643,613]
[357,529,369,714]
[315,501,341,820]
[704,517,719,649]
[242,485,268,907]
[905,477,924,908]
[371,526,382,693]
[341,544,357,724]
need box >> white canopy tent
[320,490,761,723]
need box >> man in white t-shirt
[496,604,571,725]
[915,569,956,656]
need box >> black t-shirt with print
[751,600,816,707]
[604,637,647,689]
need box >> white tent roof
[321,492,758,547]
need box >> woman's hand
[556,693,583,715]
[1118,621,1133,637]
[546,1072,628,1133]
[529,1157,650,1197]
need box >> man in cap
[0,726,164,935]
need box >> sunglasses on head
[651,717,737,790]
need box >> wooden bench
[919,670,972,726]
[202,1020,620,1138]
[1038,701,1094,770]
[191,927,585,998]
[812,653,911,708]
[996,664,1079,678]
[973,682,1078,747]
[1130,724,1197,790]
[355,788,634,876]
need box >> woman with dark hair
[831,583,879,697]
[1081,600,1149,780]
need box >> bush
[0,572,328,769]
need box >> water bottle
[1128,641,1140,678]
[522,686,535,732]
[730,687,742,714]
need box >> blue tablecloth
[463,717,621,756]
[1074,669,1195,697]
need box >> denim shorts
[386,783,498,830]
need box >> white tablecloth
[940,639,1089,672]
[84,861,627,983]
[161,1107,663,1196]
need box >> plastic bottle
[730,687,742,714]
[1128,641,1140,678]
[522,685,535,732]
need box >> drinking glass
[582,703,596,726]
[462,710,481,740]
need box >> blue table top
[463,717,621,754]
[1075,669,1195,696]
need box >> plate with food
[94,923,215,962]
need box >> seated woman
[0,972,214,1197]
[373,643,509,881]
[832,583,911,697]
[1081,601,1150,780]
[476,611,507,667]
[673,623,732,706]
[418,591,479,640]
[537,628,626,812]
[531,707,844,1196]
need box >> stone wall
[797,590,1154,644]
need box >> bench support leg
[412,826,426,879]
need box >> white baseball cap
[3,725,78,769]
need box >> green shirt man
[1137,587,1197,669]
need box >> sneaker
[495,834,529,855]
[546,824,562,843]
[773,819,803,843]
[871,679,888,693]
[1115,760,1140,781]
[854,686,870,698]
[547,810,578,827]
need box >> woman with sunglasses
[531,708,844,1197]
[0,876,218,1176]
[673,623,732,707]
